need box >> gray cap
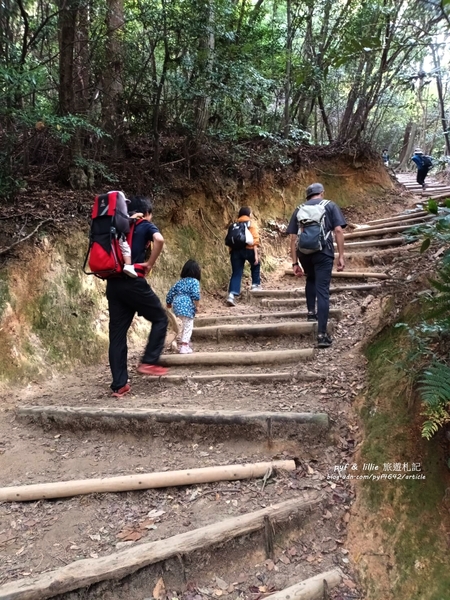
[306,183,324,199]
[414,148,423,155]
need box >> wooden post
[18,406,330,428]
[0,460,296,502]
[0,495,324,600]
[341,237,405,249]
[344,224,419,239]
[158,348,314,367]
[366,210,427,225]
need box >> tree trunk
[431,44,450,156]
[283,0,292,138]
[102,0,124,158]
[398,123,417,171]
[194,0,215,135]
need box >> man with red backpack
[102,195,168,396]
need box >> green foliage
[419,363,450,439]
[426,199,439,214]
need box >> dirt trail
[0,179,429,600]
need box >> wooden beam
[342,237,405,248]
[283,270,388,279]
[366,210,427,225]
[0,460,296,503]
[254,284,379,296]
[264,569,343,600]
[425,191,450,200]
[120,370,325,384]
[192,321,316,340]
[0,495,323,600]
[158,348,314,366]
[18,406,330,428]
[344,224,420,239]
[194,309,343,326]
[350,215,432,230]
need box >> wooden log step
[18,406,330,428]
[342,237,406,248]
[344,224,421,239]
[0,495,323,600]
[123,370,325,384]
[350,214,432,230]
[192,321,316,340]
[0,460,296,503]
[264,569,343,600]
[195,309,343,326]
[283,270,387,279]
[255,283,379,295]
[366,210,427,225]
[424,191,450,200]
[158,348,314,367]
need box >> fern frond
[419,363,450,408]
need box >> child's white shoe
[179,344,193,354]
[123,264,138,278]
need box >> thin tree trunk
[283,0,292,138]
[194,0,215,135]
[318,94,333,143]
[431,44,450,155]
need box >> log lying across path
[366,210,427,225]
[158,348,314,366]
[194,309,343,326]
[192,321,316,340]
[252,283,380,296]
[0,460,296,502]
[126,370,325,384]
[0,495,322,600]
[264,569,343,600]
[18,406,330,428]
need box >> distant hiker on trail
[106,196,168,397]
[287,183,347,349]
[382,149,390,167]
[225,206,261,307]
[411,148,433,190]
[166,259,201,354]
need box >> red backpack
[83,191,145,279]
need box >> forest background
[1,0,450,198]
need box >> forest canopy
[1,0,449,195]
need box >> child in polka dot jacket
[166,260,201,354]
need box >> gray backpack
[296,200,330,255]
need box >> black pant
[417,167,429,186]
[106,278,168,390]
[298,252,334,334]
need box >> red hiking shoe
[111,383,131,398]
[137,364,168,376]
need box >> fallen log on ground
[0,460,295,503]
[0,494,323,600]
[192,321,316,340]
[122,370,325,383]
[424,191,450,200]
[366,210,427,225]
[158,348,314,366]
[264,569,343,600]
[194,309,343,326]
[18,406,330,428]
